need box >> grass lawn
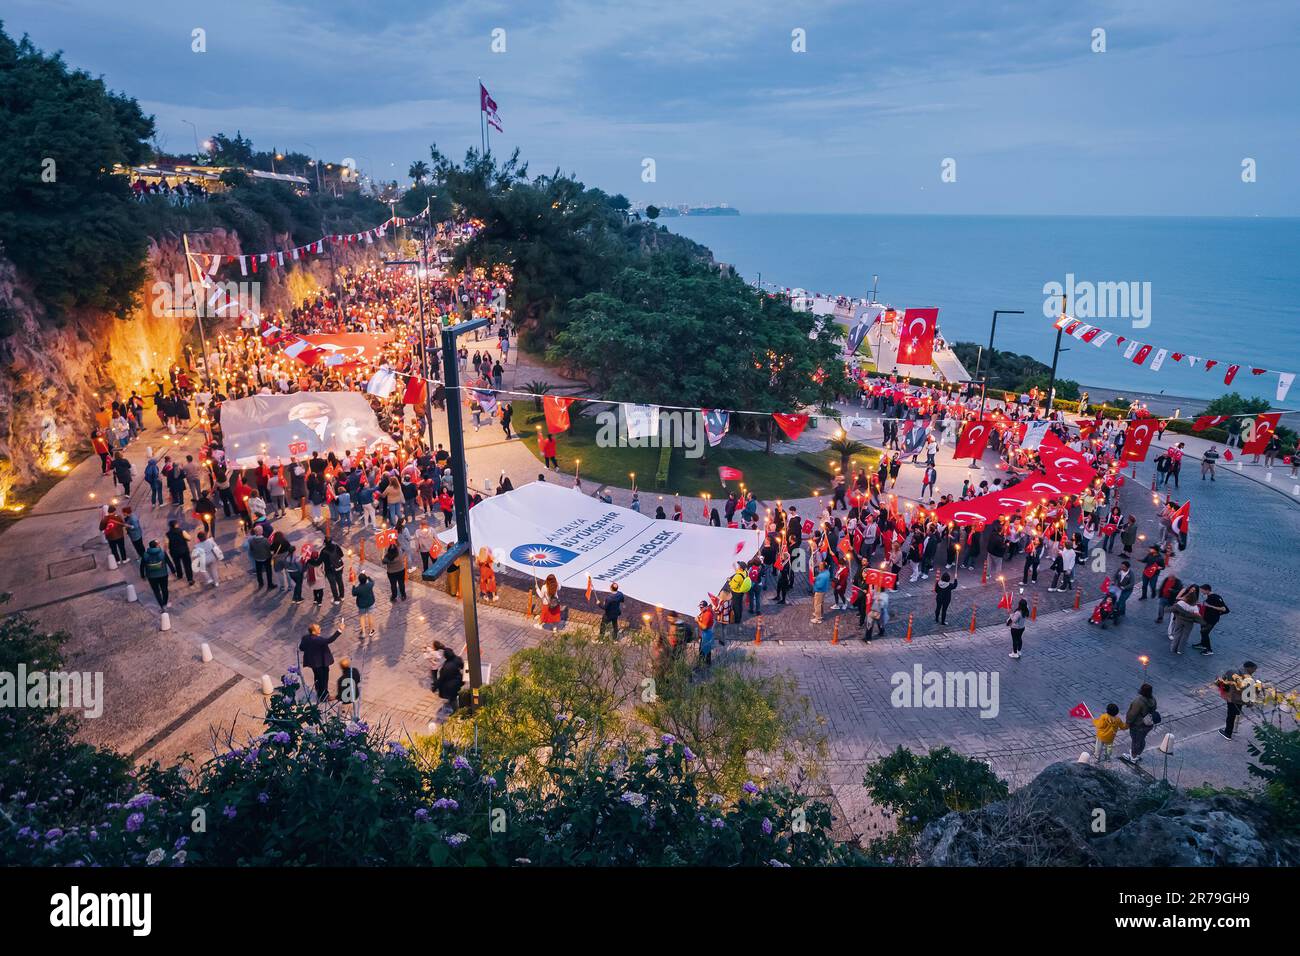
[517,410,881,501]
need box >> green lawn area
[517,410,880,501]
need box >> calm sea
[664,214,1300,405]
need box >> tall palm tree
[408,160,430,186]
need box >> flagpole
[478,78,486,155]
[181,233,213,392]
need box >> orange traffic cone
[1031,596,1038,621]
[904,612,913,643]
[969,607,977,633]
[1073,588,1081,610]
[831,618,840,645]
[359,540,366,564]
[981,559,988,585]
[754,621,762,645]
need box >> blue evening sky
[6,0,1298,215]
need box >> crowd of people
[130,176,209,205]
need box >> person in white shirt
[192,531,224,587]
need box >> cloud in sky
[6,0,1298,214]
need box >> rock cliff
[0,226,388,484]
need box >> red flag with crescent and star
[1122,419,1156,462]
[543,395,575,434]
[772,413,810,441]
[899,307,939,365]
[1069,702,1094,720]
[954,420,992,460]
[1241,412,1282,455]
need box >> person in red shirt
[438,489,455,529]
[99,505,128,563]
[91,430,111,474]
[539,434,558,469]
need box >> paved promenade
[3,381,1297,842]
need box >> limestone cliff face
[0,227,391,483]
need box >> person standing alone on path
[299,622,342,701]
[933,571,956,625]
[352,572,376,640]
[598,582,624,641]
[1121,683,1158,764]
[1217,661,1257,740]
[139,539,175,609]
[1006,599,1028,659]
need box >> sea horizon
[665,212,1300,407]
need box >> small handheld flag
[1069,702,1094,720]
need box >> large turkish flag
[954,420,992,459]
[898,308,939,365]
[543,395,575,434]
[1123,419,1156,462]
[1241,412,1282,455]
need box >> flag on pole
[1068,702,1094,720]
[480,82,503,132]
[899,307,939,365]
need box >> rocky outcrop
[0,226,391,484]
[915,761,1300,867]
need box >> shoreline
[1077,384,1300,424]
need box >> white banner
[443,483,759,614]
[625,404,660,441]
[1020,419,1051,451]
[220,392,392,467]
[1279,372,1296,402]
[1149,348,1168,372]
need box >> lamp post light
[975,309,1025,424]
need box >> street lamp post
[302,141,322,192]
[383,258,438,455]
[423,316,491,698]
[182,119,201,156]
[976,309,1025,425]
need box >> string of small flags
[184,209,429,278]
[1052,314,1296,402]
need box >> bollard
[968,607,977,633]
[260,674,274,696]
[1293,484,1300,496]
[359,540,366,564]
[107,554,118,571]
[753,621,762,645]
[1030,596,1038,621]
[159,612,171,631]
[1236,460,1242,472]
[831,618,840,645]
[1150,474,1156,492]
[200,643,213,663]
[1073,589,1081,610]
[905,613,913,643]
[125,583,137,603]
[1266,471,1273,483]
[980,559,988,585]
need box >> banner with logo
[219,392,392,467]
[442,482,758,614]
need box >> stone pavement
[4,374,1297,845]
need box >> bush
[861,745,1008,864]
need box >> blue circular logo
[510,544,580,568]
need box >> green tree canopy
[0,22,155,319]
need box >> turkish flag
[1076,418,1097,439]
[899,308,939,365]
[543,395,575,434]
[1192,414,1229,432]
[718,466,743,482]
[1122,419,1156,462]
[997,591,1013,610]
[1224,364,1241,386]
[1242,412,1282,455]
[773,413,810,441]
[949,421,985,460]
[375,529,398,551]
[1132,344,1153,366]
[1170,500,1191,536]
[1069,702,1094,720]
[401,376,426,406]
